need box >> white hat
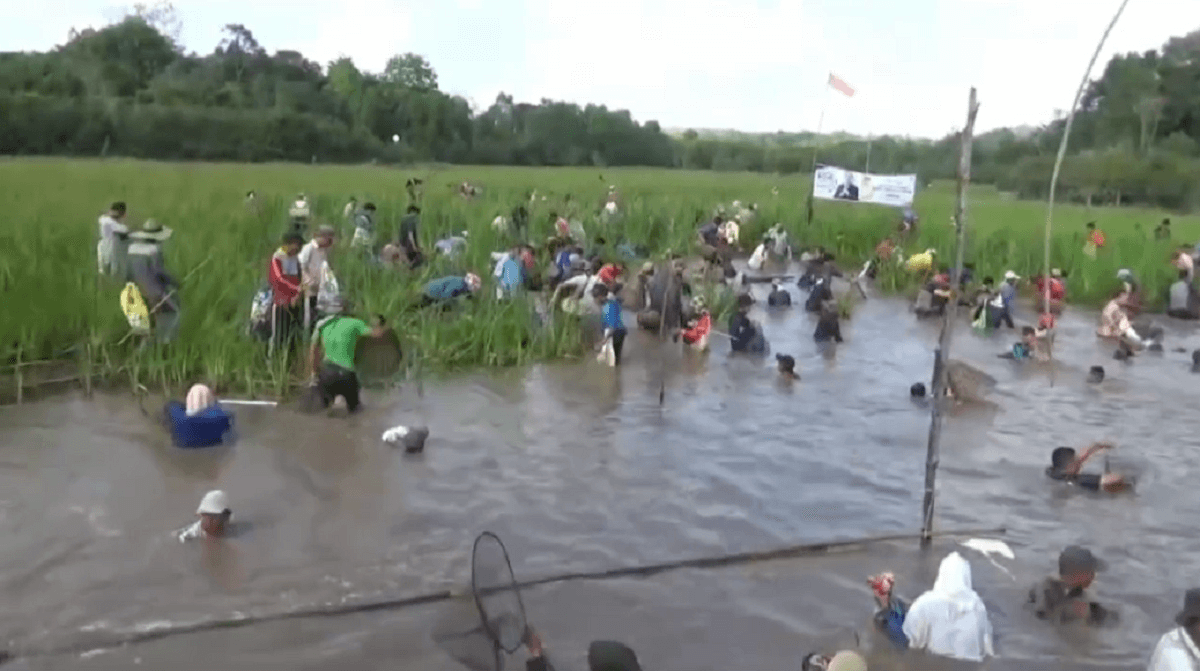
[196,490,230,515]
[925,248,937,255]
[1004,270,1020,280]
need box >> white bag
[597,339,616,367]
[747,244,766,271]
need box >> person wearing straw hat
[1148,589,1200,670]
[177,490,232,542]
[127,219,179,343]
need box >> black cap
[1059,546,1104,575]
[1051,447,1077,470]
[1175,588,1200,626]
[1088,366,1105,382]
[776,353,795,370]
[588,641,641,671]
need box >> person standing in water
[178,490,232,542]
[1148,589,1200,671]
[308,303,391,413]
[776,354,799,380]
[1030,546,1112,625]
[729,294,767,354]
[594,284,627,366]
[768,280,792,307]
[1167,268,1199,320]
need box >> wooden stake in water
[921,88,980,545]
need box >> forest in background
[2,4,1199,210]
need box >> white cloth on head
[901,551,994,662]
[185,384,216,416]
[1148,627,1200,671]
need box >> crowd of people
[95,190,1200,670]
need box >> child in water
[1000,326,1044,361]
[776,354,800,380]
[1047,443,1130,493]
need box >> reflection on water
[1,279,1199,670]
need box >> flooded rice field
[1,280,1197,671]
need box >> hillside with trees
[1,4,1198,210]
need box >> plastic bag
[121,283,152,335]
[597,338,616,367]
[747,244,766,271]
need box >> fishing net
[944,360,997,403]
[355,327,403,383]
[471,532,528,655]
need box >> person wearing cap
[420,273,481,308]
[1029,546,1111,625]
[178,490,232,542]
[1046,442,1129,493]
[97,201,130,278]
[768,279,792,307]
[308,305,391,414]
[904,248,936,274]
[299,225,337,324]
[802,649,868,671]
[128,219,180,343]
[1148,589,1200,670]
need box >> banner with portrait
[813,165,916,207]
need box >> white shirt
[98,214,128,241]
[902,552,994,662]
[1149,627,1200,671]
[297,240,328,292]
[176,521,207,542]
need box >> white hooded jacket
[902,551,995,662]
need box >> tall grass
[1,158,1196,395]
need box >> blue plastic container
[165,401,233,448]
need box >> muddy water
[1,282,1198,671]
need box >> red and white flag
[828,73,855,97]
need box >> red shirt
[520,248,535,270]
[598,264,622,287]
[1035,277,1065,301]
[1089,230,1106,247]
[268,250,302,306]
[682,313,711,344]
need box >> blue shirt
[1000,282,1017,309]
[500,257,523,292]
[425,276,469,301]
[601,299,625,331]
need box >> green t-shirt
[318,317,369,371]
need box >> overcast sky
[6,0,1199,139]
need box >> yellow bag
[121,283,151,335]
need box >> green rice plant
[2,158,1196,397]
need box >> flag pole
[865,134,873,173]
[806,80,834,228]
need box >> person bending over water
[767,280,792,307]
[309,304,392,414]
[1047,442,1129,493]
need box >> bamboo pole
[1042,0,1132,386]
[921,88,980,544]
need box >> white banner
[813,165,916,207]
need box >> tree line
[2,6,1199,210]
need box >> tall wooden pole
[1043,0,1131,386]
[921,88,980,544]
